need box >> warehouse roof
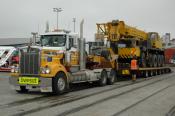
[0,38,30,46]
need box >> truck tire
[157,55,161,67]
[148,54,153,67]
[160,55,165,67]
[98,70,107,86]
[148,70,152,77]
[152,54,157,67]
[52,72,67,95]
[143,70,148,78]
[153,70,157,76]
[107,69,116,85]
[141,53,146,67]
[16,86,28,93]
[157,69,161,75]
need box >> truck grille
[20,51,40,75]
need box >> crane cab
[147,32,163,49]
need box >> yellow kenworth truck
[9,20,117,94]
[96,20,171,78]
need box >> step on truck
[9,20,116,94]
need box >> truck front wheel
[52,72,67,95]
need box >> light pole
[53,8,63,30]
[73,18,76,32]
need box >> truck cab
[9,30,80,94]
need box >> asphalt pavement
[0,68,175,116]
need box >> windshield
[40,35,66,47]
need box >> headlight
[11,66,19,73]
[41,67,51,74]
[45,68,50,74]
[14,67,19,73]
[11,68,15,73]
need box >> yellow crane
[96,20,164,72]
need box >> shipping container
[164,48,175,64]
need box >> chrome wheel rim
[57,78,65,91]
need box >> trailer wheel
[98,70,107,86]
[143,71,148,78]
[161,69,164,74]
[52,72,67,95]
[153,70,157,76]
[148,70,153,77]
[16,86,28,93]
[107,69,116,85]
[168,69,171,73]
[157,70,160,75]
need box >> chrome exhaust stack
[79,19,86,70]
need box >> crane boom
[96,20,147,41]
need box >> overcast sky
[0,0,174,41]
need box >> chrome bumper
[9,76,53,92]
